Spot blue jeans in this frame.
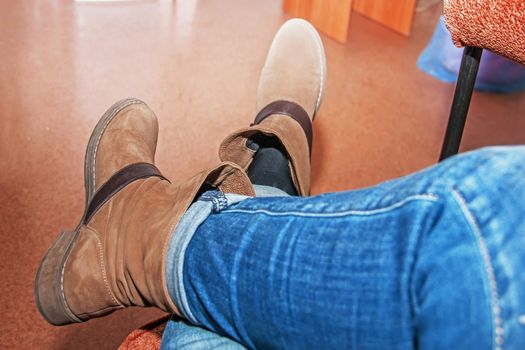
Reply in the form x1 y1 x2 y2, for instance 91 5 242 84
162 146 525 349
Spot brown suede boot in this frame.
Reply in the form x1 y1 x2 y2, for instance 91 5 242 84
219 18 326 195
35 98 254 326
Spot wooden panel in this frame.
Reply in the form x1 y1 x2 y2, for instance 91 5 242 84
283 0 353 43
353 0 417 36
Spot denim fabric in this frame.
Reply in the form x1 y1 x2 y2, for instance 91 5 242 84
165 185 288 321
162 185 287 348
165 190 250 322
160 314 246 350
167 146 525 349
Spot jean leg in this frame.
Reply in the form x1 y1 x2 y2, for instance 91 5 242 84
174 146 525 349
161 315 247 350
415 147 525 350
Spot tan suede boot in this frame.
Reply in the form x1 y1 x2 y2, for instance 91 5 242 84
35 98 254 326
219 18 326 195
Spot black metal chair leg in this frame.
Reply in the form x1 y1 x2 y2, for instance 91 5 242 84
439 46 483 161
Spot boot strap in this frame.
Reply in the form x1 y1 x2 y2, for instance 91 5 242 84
253 100 312 153
83 162 168 224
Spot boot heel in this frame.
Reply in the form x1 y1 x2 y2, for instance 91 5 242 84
35 230 82 326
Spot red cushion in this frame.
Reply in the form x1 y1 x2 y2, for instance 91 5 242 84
444 0 525 65
118 316 169 350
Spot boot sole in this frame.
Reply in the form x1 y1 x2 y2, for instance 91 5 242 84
34 98 146 325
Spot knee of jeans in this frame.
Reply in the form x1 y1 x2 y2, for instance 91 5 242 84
434 146 525 246
452 146 525 187
460 146 525 170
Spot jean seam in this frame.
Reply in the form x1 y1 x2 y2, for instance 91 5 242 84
451 188 504 350
201 190 229 212
222 194 439 218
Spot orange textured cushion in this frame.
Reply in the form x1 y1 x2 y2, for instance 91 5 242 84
444 0 525 65
118 316 169 350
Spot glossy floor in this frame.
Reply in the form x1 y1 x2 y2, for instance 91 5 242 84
1 1 523 349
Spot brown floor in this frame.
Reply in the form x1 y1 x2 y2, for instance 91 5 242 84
1 1 523 349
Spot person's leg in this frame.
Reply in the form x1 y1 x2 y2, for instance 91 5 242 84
220 18 326 198
161 315 245 350
34 96 258 326
166 146 525 349
161 18 325 347
246 136 297 196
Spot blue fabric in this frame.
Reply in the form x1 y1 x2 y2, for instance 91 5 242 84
165 146 525 349
160 315 245 350
166 185 288 323
417 16 525 93
162 185 288 349
165 190 250 323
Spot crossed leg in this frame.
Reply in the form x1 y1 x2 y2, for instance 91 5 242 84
35 19 525 350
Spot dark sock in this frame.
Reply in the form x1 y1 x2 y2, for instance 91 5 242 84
246 135 298 196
